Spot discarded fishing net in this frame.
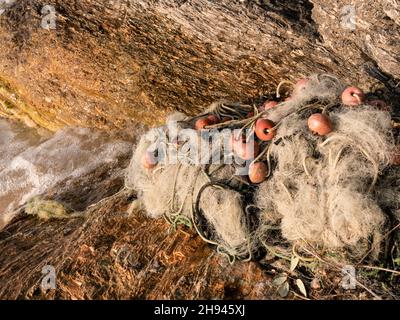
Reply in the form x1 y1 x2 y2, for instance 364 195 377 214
125 74 400 270
125 123 252 261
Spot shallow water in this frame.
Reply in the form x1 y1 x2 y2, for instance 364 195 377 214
0 119 133 229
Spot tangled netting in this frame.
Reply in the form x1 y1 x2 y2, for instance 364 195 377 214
126 74 400 263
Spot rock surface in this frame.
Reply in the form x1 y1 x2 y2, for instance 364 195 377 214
0 0 399 132
0 192 277 299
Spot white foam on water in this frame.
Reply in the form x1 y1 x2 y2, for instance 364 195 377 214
0 121 132 229
0 119 44 172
